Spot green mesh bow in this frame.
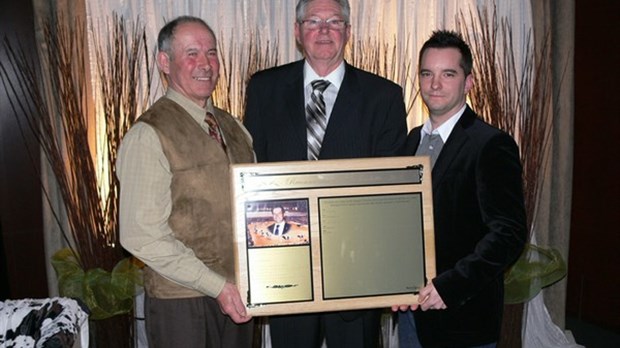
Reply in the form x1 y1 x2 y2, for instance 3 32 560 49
51 248 143 320
504 243 567 304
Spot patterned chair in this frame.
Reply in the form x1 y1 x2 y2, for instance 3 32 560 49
0 297 89 347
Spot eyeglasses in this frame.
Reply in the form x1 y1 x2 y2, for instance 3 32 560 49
299 18 348 30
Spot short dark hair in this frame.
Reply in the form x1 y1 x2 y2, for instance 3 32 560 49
419 30 473 76
272 206 286 214
157 16 216 55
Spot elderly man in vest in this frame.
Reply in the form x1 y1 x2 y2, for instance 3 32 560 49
117 16 255 348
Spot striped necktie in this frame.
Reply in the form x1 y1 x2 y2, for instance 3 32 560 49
306 79 331 160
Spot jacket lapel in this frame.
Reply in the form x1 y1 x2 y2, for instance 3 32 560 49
284 61 309 151
321 63 361 152
431 107 476 190
406 128 423 155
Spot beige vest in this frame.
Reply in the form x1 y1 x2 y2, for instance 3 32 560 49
138 98 254 298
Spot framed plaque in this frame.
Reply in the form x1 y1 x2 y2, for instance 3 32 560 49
231 156 435 315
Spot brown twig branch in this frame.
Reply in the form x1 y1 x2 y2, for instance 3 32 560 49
346 34 418 116
213 30 280 118
457 5 554 232
0 13 152 272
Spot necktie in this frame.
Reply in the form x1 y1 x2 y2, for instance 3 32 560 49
205 112 225 149
416 133 444 168
306 79 331 160
273 225 280 236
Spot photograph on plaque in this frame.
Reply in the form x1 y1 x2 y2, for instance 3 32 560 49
245 199 310 248
231 156 436 315
243 199 314 305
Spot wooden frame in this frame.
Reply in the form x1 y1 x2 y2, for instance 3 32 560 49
230 156 436 316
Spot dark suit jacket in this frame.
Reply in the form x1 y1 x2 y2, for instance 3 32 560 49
244 60 407 162
267 222 291 235
403 106 527 347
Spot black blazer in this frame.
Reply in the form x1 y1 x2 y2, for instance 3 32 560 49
403 106 527 347
244 60 407 162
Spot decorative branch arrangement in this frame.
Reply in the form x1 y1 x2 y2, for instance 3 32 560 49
346 35 419 116
456 5 566 304
91 14 154 258
458 5 553 234
214 31 280 119
1 16 114 270
1 13 152 347
1 13 152 272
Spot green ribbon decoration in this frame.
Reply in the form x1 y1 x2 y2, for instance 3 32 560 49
51 248 143 320
504 243 567 304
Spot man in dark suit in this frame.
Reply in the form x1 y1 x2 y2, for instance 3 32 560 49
244 1 407 346
267 206 292 236
393 30 527 348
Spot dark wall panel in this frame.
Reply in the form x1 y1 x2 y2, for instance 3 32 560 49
567 0 620 333
0 0 49 299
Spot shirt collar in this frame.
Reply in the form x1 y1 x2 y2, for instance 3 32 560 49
303 60 345 90
421 104 467 143
165 88 215 123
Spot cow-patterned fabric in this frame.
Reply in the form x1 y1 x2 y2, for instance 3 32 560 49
0 297 89 347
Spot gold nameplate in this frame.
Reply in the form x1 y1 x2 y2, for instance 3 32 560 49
231 156 436 315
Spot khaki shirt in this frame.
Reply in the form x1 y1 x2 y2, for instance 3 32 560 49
117 89 239 297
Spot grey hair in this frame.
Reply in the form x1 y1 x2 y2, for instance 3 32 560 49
157 16 216 55
295 0 351 23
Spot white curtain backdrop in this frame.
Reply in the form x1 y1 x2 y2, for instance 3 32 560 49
84 0 532 128
72 1 578 347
